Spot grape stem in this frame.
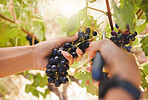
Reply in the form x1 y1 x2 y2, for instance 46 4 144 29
87 6 107 15
0 14 37 40
105 0 114 31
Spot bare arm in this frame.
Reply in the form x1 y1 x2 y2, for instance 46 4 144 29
0 46 35 77
0 34 83 78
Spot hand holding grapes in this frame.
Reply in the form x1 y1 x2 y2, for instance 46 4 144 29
33 33 83 71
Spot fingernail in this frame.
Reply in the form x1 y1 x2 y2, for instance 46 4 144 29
62 51 70 57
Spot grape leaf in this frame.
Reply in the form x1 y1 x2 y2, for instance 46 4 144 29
56 16 68 32
140 35 148 56
65 8 87 36
0 22 25 47
143 64 148 75
139 0 148 22
74 71 98 95
112 0 135 32
0 0 10 5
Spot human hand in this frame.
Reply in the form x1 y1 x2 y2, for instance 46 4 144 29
33 34 83 71
86 39 141 87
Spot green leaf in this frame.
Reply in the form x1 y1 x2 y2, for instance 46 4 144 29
112 0 135 32
83 15 95 27
0 22 25 47
143 64 148 75
140 35 148 56
139 0 148 22
65 8 87 36
86 0 96 3
70 62 81 68
13 0 21 19
135 19 146 33
0 0 10 5
56 16 68 31
25 84 31 93
74 71 98 95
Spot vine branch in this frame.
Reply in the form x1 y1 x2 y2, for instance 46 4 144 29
87 6 107 15
0 14 37 39
105 0 114 31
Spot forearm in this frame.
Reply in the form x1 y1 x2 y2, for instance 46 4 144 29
0 46 36 78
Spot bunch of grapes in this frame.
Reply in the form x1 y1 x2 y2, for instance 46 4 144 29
110 24 137 52
46 28 98 87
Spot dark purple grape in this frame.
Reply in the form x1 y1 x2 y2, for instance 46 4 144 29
52 49 58 56
49 58 55 65
93 31 97 36
71 46 77 52
131 36 135 41
57 50 62 56
134 31 137 36
61 77 68 84
111 31 117 36
84 41 90 48
46 64 51 69
51 65 58 72
118 32 121 34
126 24 129 29
84 34 90 40
61 57 69 64
55 80 61 87
48 77 54 83
70 52 78 58
54 56 60 63
64 43 72 48
58 65 65 73
86 28 91 34
59 61 66 67
78 30 84 37
115 23 119 29
46 69 52 76
65 64 69 70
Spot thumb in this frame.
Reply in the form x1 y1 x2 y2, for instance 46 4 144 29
56 33 79 44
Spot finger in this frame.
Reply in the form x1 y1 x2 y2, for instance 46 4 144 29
61 51 74 65
93 80 100 88
74 48 83 61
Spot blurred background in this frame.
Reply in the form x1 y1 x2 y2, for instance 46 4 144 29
0 0 148 100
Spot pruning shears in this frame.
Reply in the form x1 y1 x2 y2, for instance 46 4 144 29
92 31 106 81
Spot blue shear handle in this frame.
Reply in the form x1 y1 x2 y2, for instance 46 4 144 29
92 52 105 81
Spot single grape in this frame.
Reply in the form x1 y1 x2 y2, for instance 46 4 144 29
55 80 61 87
57 50 62 56
134 31 137 36
46 69 52 76
48 77 54 83
78 30 84 37
64 43 72 48
61 57 69 65
54 56 60 63
93 31 97 36
71 46 77 52
59 61 66 67
49 58 55 65
61 77 68 84
52 48 58 56
84 41 90 48
84 34 90 40
126 24 129 29
46 64 51 69
86 28 91 34
58 65 65 74
115 23 119 29
70 52 78 58
111 31 117 36
51 65 58 72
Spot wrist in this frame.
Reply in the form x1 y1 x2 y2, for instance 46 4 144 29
29 45 37 70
